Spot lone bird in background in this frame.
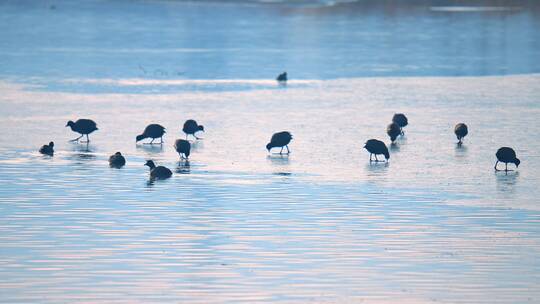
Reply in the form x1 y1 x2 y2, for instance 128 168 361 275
495 147 520 172
39 141 54 156
66 119 98 142
109 152 126 168
454 123 468 145
136 124 166 144
276 72 287 83
387 122 401 143
183 119 204 140
174 139 191 159
266 131 292 154
144 160 172 180
392 113 408 135
364 139 390 162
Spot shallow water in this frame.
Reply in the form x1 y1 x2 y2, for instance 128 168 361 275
1 0 540 303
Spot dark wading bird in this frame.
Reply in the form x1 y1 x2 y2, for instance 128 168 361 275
387 122 401 143
66 119 98 142
454 123 468 145
494 147 520 172
39 141 54 156
109 152 126 168
174 139 191 159
136 124 166 144
144 160 172 180
266 131 292 154
276 72 287 83
364 139 390 162
183 119 204 140
392 113 408 135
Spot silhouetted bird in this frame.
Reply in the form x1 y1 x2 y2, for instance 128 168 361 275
109 152 126 168
454 123 468 145
174 139 191 159
144 160 172 179
266 131 292 154
495 147 520 172
364 139 390 162
392 113 408 135
136 124 166 144
66 119 98 142
387 122 401 143
39 141 54 156
182 119 204 140
276 72 287 83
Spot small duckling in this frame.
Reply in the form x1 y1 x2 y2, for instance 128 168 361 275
144 160 172 179
109 152 126 168
39 141 54 156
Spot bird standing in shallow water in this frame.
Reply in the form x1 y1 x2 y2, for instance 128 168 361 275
39 142 54 156
144 160 172 179
136 124 166 144
182 119 204 140
174 139 191 159
266 131 292 154
276 72 287 83
454 123 468 145
66 119 98 142
392 113 408 135
364 139 390 162
387 122 401 143
109 152 126 168
495 147 520 172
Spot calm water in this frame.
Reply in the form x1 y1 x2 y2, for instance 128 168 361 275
1 0 540 303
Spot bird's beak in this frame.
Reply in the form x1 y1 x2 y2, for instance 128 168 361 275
65 123 68 127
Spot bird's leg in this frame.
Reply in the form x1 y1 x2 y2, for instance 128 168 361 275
86 134 90 142
69 134 83 142
375 155 379 162
195 135 200 140
279 147 284 154
160 137 163 144
400 128 404 136
286 145 290 154
369 153 372 162
505 163 508 172
150 138 155 144
494 161 500 171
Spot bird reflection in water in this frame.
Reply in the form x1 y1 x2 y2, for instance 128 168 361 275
177 160 190 174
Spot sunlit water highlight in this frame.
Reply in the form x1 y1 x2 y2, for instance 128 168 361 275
1 75 540 303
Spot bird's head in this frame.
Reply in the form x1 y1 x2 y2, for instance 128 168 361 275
198 125 205 132
266 143 273 151
65 121 75 127
135 134 145 142
514 158 521 168
49 142 54 147
115 152 122 156
144 160 155 169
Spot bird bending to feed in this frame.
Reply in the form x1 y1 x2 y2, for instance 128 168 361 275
136 124 166 144
109 152 126 168
387 122 401 143
364 139 390 162
174 139 191 159
454 123 468 145
276 72 287 83
266 131 292 154
494 147 520 172
144 160 172 179
66 119 98 142
392 113 408 135
182 119 204 140
39 141 54 156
